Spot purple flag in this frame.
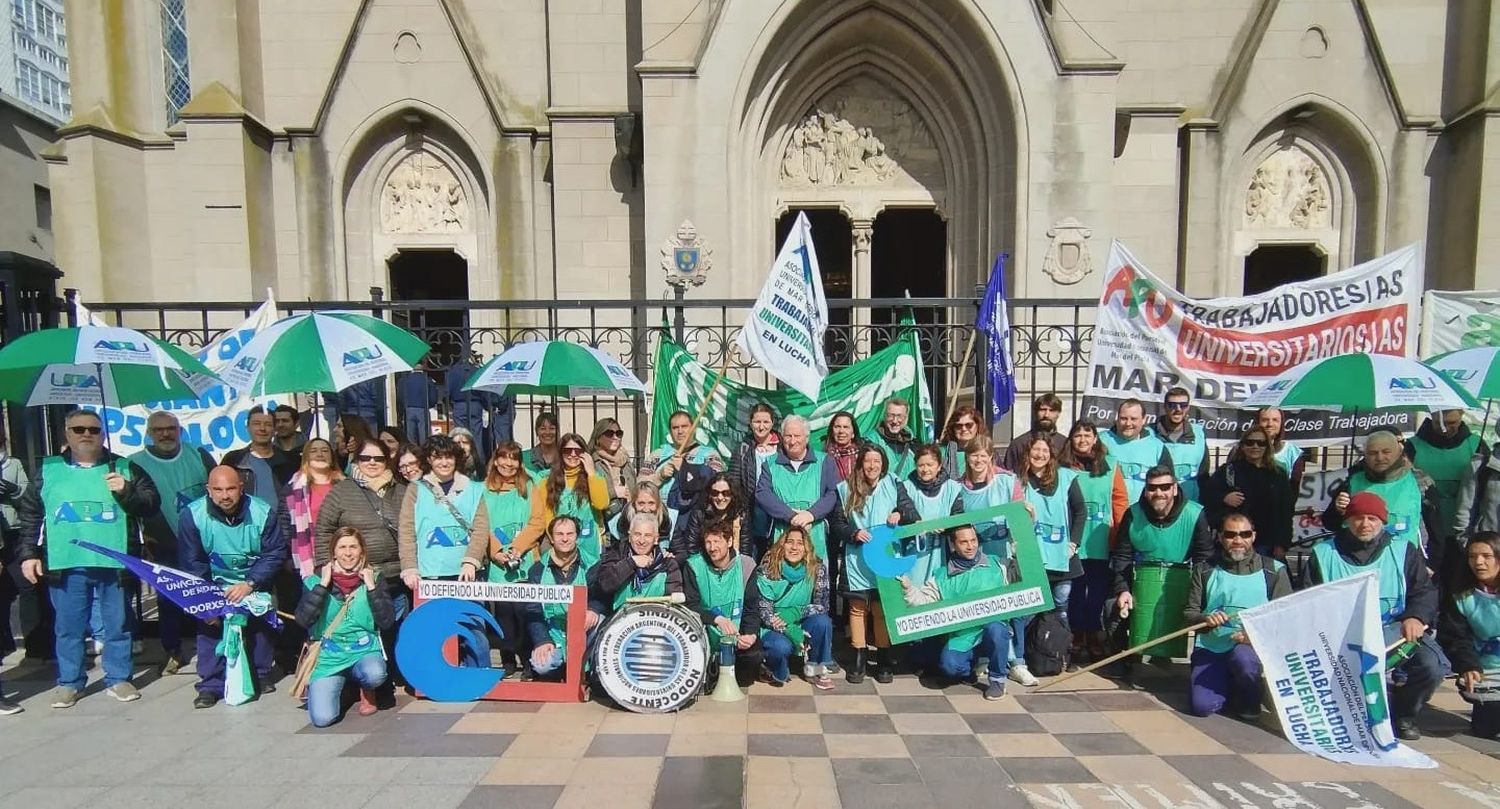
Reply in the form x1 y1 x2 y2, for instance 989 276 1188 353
73 540 282 629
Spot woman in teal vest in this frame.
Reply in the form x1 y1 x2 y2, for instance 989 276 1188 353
1058 421 1128 663
396 435 485 666
1439 532 1500 739
295 526 397 727
1018 435 1086 678
958 439 1032 680
462 440 534 675
902 445 966 588
511 433 610 570
753 526 834 689
1255 407 1306 488
592 513 684 612
521 412 561 481
829 444 919 684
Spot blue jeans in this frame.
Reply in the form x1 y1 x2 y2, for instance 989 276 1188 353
532 625 599 677
1010 580 1072 662
306 654 388 727
935 621 1011 684
51 569 133 690
761 613 833 682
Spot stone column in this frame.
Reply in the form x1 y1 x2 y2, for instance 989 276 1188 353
852 220 873 329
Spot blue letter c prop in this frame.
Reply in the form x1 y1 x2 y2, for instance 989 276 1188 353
862 525 916 578
394 599 505 702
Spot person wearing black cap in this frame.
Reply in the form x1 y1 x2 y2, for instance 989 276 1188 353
1306 490 1442 740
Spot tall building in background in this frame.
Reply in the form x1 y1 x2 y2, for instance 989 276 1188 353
2 0 68 125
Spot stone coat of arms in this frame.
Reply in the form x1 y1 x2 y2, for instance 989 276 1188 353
662 220 712 288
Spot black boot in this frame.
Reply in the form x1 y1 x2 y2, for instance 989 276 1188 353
874 647 896 684
847 648 867 684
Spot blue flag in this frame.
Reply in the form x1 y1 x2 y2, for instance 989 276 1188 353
73 540 281 629
978 255 1016 421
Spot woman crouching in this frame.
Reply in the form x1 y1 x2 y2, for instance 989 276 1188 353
295 526 398 727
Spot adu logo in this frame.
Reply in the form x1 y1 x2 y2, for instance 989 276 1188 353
1389 377 1435 390
50 372 100 388
493 360 535 372
341 346 385 367
93 339 151 353
1263 379 1293 392
1442 369 1477 382
234 355 260 373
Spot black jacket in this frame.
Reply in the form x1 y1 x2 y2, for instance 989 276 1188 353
17 450 161 566
294 575 398 632
223 445 298 497
1202 459 1293 552
524 554 607 647
1301 529 1438 627
1110 491 1215 595
589 548 684 612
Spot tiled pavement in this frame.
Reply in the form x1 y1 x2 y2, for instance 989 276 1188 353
4 654 1500 809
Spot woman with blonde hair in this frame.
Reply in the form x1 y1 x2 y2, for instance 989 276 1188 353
753 526 834 689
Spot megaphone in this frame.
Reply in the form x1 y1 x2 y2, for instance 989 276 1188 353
710 636 745 703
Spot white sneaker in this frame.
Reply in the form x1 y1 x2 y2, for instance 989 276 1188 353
1008 663 1039 687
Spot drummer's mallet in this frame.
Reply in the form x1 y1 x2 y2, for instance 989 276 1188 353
1033 619 1213 692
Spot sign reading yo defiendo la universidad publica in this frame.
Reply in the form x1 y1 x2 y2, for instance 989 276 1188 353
870 502 1053 644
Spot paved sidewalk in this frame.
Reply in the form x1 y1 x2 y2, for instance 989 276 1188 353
2 652 1499 809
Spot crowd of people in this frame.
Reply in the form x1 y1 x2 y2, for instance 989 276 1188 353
0 388 1497 745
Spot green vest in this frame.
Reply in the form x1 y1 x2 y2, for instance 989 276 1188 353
413 478 478 578
765 451 829 559
1160 428 1206 502
757 567 813 646
189 496 271 584
554 486 604 569
932 555 1006 653
652 443 713 525
302 574 381 679
1409 433 1480 537
481 488 532 583
1454 589 1500 672
959 474 1019 562
1026 468 1078 573
1075 469 1116 561
130 447 208 526
866 432 915 479
40 457 134 570
686 553 746 646
1127 500 1202 564
1311 538 1407 626
1101 431 1165 502
1347 470 1423 549
612 567 669 611
1273 443 1302 478
902 478 964 586
1197 562 1279 653
838 475 901 592
521 449 551 482
539 558 593 649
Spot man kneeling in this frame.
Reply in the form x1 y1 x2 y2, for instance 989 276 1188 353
683 519 762 688
901 525 1012 701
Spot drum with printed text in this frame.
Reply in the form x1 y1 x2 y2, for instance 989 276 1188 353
593 602 710 713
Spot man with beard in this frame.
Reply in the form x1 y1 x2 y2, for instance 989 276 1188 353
866 397 919 479
1323 431 1441 567
1003 393 1066 474
1305 491 1441 740
1182 513 1291 719
1406 409 1487 546
1151 387 1208 503
1100 400 1171 502
683 520 762 688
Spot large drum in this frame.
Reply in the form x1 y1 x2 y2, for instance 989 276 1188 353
593 602 711 713
1129 562 1191 659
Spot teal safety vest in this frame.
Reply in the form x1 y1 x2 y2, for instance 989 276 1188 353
1454 589 1500 672
413 478 479 578
866 432 915 479
481 487 532 583
189 495 271 584
1347 470 1423 550
1127 500 1203 564
765 451 830 560
685 553 746 646
1101 431 1166 502
554 483 604 569
1409 433 1480 538
902 478 964 586
756 568 814 646
302 574 382 679
1272 443 1302 477
1026 468 1078 573
1158 426 1206 502
539 558 593 649
1311 538 1407 625
130 447 208 524
958 473 1019 562
1074 469 1116 561
931 554 1006 653
612 567 668 611
40 457 134 570
1197 562 1280 653
837 475 901 592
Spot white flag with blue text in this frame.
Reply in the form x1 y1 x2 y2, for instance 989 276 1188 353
737 212 829 400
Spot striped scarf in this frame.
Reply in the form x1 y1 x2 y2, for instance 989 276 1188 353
286 472 316 576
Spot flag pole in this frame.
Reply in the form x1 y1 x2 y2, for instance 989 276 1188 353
1033 620 1213 692
943 330 980 430
675 349 733 461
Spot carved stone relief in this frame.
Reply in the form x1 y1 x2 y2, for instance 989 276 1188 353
1041 218 1094 285
1243 147 1332 230
380 151 470 234
779 77 939 188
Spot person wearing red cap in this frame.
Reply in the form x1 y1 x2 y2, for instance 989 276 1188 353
1305 489 1441 741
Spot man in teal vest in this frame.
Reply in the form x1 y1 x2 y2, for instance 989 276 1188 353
178 466 287 708
642 409 726 508
900 525 1013 701
526 515 607 679
1150 387 1208 503
754 415 841 560
1182 512 1292 720
1322 431 1440 564
1111 466 1215 612
1100 399 1171 502
866 397 919 480
17 409 160 709
683 520 762 688
1304 491 1442 741
131 411 215 674
1406 410 1487 582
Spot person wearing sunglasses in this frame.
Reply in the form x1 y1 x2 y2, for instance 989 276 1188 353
17 409 162 709
588 418 636 517
939 405 987 481
1100 399 1171 503
1150 388 1208 503
512 432 610 568
1181 512 1292 719
671 472 744 562
1202 428 1292 558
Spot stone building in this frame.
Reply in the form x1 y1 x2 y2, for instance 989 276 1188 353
40 0 1500 315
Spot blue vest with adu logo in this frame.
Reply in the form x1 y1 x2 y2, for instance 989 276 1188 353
1158 425 1206 502
414 478 480 577
1025 468 1078 573
1311 538 1407 626
1100 430 1165 502
188 496 271 584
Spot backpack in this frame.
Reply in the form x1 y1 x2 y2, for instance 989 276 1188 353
1025 609 1073 677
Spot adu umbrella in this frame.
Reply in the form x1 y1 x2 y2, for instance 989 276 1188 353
1243 353 1478 412
218 311 429 396
462 340 646 398
0 324 220 408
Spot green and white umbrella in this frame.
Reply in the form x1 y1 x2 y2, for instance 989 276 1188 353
0 324 220 407
463 340 646 398
1425 346 1500 401
1243 353 1479 412
219 311 430 395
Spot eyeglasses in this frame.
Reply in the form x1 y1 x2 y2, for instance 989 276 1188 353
1165 402 1190 410
1145 483 1175 492
710 488 732 498
562 447 585 457
355 454 386 464
68 426 102 436
398 461 422 470
1221 530 1255 539
955 421 977 430
1241 439 1268 448
601 429 623 439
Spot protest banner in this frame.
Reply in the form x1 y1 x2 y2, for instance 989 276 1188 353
1239 571 1436 768
1081 242 1422 444
871 502 1054 644
736 211 830 400
79 297 288 458
73 540 281 629
1293 468 1347 544
1421 289 1500 441
651 330 935 458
